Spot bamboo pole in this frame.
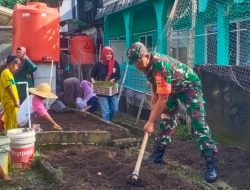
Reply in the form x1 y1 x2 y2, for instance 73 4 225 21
167 0 180 56
186 0 197 131
187 0 197 68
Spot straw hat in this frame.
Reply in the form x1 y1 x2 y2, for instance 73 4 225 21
29 83 57 99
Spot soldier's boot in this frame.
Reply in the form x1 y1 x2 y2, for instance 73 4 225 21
203 149 217 183
144 142 167 164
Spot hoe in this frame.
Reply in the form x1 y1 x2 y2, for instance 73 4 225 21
126 132 149 187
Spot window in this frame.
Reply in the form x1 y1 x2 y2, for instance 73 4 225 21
239 20 250 65
229 23 237 65
139 35 153 52
84 0 93 11
206 25 217 65
60 38 69 50
172 30 188 64
206 20 250 65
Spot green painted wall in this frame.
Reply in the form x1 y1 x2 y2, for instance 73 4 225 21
195 13 205 65
132 7 156 34
108 14 125 38
216 3 229 65
131 6 157 46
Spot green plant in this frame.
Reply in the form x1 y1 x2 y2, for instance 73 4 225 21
31 150 42 168
0 0 16 8
124 143 139 156
55 166 63 180
0 181 8 190
94 81 117 87
9 164 18 174
175 123 194 141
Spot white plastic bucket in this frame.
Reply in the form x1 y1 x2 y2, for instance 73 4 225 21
7 128 36 169
0 136 10 175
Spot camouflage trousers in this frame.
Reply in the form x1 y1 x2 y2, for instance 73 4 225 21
158 86 217 151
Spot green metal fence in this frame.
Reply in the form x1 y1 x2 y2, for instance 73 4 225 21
119 64 150 94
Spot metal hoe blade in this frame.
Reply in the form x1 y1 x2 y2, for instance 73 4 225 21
126 174 145 187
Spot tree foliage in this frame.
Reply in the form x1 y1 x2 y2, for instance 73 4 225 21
0 0 63 9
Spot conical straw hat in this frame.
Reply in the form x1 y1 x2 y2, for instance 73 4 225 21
29 83 57 99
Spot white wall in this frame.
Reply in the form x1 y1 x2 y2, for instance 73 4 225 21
59 0 74 32
60 0 73 21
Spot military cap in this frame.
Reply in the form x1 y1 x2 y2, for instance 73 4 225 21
127 42 147 65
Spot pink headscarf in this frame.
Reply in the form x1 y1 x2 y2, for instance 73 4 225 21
80 80 96 102
101 46 114 80
17 46 29 60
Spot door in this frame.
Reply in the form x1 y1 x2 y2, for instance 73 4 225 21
110 40 126 64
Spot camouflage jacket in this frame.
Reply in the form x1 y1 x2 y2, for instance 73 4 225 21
144 53 201 95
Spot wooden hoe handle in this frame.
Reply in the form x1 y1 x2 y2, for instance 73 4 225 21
132 133 149 178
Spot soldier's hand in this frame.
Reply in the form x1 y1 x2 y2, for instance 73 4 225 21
144 121 154 135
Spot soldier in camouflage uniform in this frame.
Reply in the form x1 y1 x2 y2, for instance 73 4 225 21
127 42 218 183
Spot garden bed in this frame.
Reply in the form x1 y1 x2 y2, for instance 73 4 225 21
37 111 132 140
41 144 203 190
39 139 250 190
1 111 250 190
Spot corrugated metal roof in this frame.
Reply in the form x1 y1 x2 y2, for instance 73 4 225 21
0 27 12 43
0 6 13 44
0 6 13 26
95 0 147 19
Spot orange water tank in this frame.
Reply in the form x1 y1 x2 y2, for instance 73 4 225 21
12 2 60 62
70 35 95 64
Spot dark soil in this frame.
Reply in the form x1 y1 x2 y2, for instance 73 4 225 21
2 112 250 190
41 139 250 190
37 112 132 139
168 140 250 190
37 112 250 190
42 145 203 190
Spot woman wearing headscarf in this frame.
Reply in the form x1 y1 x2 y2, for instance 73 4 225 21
90 46 120 121
61 77 82 107
15 47 37 103
75 80 98 113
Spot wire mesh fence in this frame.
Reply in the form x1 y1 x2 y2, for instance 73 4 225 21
165 0 250 92
121 0 250 93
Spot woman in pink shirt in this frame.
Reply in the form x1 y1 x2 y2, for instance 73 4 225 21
17 83 62 131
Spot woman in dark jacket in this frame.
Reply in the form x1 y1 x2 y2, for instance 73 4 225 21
91 46 120 121
15 47 37 103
